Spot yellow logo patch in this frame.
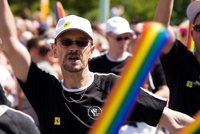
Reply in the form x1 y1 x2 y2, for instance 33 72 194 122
63 22 70 28
54 117 60 125
186 81 193 88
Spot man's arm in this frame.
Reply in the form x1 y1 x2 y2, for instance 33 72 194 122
154 85 169 98
154 0 176 55
159 107 194 134
0 0 31 83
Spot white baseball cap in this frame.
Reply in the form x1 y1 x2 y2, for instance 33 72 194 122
186 1 200 24
54 15 93 40
105 16 133 35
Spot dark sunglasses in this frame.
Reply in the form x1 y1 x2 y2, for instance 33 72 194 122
193 25 200 32
58 39 90 47
109 34 131 41
134 31 141 36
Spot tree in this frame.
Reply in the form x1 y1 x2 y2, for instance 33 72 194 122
9 0 191 25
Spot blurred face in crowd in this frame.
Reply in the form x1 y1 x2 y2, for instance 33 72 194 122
52 30 94 73
191 14 200 54
45 50 59 66
106 32 131 59
35 40 46 61
16 18 26 40
129 22 144 52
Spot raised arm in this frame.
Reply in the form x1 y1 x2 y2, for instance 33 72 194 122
159 107 194 134
154 0 176 55
0 0 31 83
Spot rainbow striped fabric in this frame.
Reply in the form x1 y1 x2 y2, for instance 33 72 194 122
54 1 65 22
186 20 196 51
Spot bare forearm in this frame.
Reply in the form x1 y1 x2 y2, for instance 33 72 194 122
154 85 169 98
154 0 175 55
154 0 174 27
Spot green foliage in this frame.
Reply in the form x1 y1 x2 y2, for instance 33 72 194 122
122 0 158 22
8 0 191 25
172 0 190 24
83 9 100 22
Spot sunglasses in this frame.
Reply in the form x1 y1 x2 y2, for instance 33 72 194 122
193 25 200 32
109 34 131 41
58 39 90 47
134 31 141 36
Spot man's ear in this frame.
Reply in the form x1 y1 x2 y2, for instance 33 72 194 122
89 45 95 60
51 43 58 58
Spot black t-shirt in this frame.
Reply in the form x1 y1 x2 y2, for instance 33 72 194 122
18 62 166 134
89 52 167 92
0 106 40 134
161 40 200 117
89 52 129 75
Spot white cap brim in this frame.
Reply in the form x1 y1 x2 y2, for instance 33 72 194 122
186 1 200 24
56 28 93 40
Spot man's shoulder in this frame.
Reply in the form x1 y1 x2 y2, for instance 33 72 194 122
93 72 119 80
91 72 120 93
89 52 107 62
93 72 119 86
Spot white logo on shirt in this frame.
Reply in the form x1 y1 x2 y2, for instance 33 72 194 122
88 106 102 120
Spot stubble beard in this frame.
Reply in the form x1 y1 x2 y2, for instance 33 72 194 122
63 52 86 72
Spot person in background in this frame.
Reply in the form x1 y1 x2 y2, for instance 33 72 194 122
89 16 133 75
154 3 200 134
0 51 18 108
129 17 144 52
37 44 63 79
27 36 46 62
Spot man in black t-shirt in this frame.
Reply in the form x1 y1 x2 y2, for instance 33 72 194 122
154 0 200 118
89 17 169 97
89 16 133 75
0 0 194 134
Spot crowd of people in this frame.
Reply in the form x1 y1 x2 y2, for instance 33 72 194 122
0 0 199 133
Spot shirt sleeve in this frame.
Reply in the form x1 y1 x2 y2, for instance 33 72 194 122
150 59 167 89
17 61 59 112
127 88 167 127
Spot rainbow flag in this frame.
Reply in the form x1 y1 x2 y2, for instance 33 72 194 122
186 0 196 51
88 22 172 134
54 1 65 22
177 111 200 134
40 0 49 22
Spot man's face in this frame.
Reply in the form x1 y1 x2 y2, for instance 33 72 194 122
192 14 200 53
129 23 144 51
52 30 94 72
107 32 130 57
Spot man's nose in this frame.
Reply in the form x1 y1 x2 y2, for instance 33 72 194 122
69 42 79 52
